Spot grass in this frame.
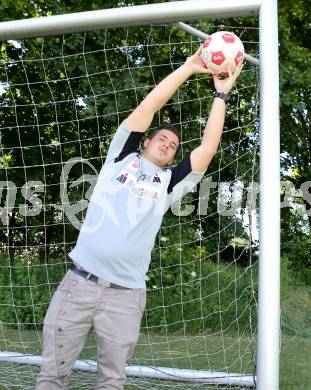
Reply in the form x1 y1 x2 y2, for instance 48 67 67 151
0 286 310 389
0 331 255 389
279 286 311 390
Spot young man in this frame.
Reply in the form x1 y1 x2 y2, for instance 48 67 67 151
36 47 243 390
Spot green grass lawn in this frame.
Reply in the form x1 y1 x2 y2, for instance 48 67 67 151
0 330 255 389
279 286 311 390
0 332 310 389
0 286 310 389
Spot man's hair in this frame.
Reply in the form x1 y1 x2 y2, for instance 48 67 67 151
148 124 181 145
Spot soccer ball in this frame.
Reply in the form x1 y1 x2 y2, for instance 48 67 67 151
200 31 244 76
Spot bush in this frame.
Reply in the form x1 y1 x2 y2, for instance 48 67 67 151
145 244 258 334
0 253 66 330
282 238 311 286
1 243 259 334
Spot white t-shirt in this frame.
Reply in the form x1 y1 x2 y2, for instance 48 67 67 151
69 122 205 288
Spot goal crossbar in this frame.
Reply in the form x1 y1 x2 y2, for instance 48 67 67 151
0 0 262 40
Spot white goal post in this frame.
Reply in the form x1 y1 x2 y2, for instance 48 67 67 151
0 1 280 389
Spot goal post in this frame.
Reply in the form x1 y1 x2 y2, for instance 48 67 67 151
0 1 280 389
257 1 280 390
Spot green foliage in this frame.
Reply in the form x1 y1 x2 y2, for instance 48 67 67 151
146 230 258 334
282 238 311 286
280 256 294 297
0 15 260 264
278 0 311 233
0 253 66 329
281 286 311 339
0 250 257 333
0 0 310 335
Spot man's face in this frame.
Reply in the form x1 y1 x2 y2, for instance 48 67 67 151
142 129 180 167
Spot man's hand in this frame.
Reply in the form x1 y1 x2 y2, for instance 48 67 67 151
212 60 244 94
189 58 244 173
184 46 216 75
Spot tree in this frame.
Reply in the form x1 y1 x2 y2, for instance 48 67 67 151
0 0 309 282
278 0 311 283
279 0 311 226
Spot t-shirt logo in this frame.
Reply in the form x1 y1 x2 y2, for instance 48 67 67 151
152 173 162 183
116 171 128 184
115 163 164 201
129 160 139 171
131 182 161 200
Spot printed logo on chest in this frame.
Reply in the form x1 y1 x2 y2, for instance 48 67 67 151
115 160 164 200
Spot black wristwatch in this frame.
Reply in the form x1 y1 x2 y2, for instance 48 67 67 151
214 91 230 102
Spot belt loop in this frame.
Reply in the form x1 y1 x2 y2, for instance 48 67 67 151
86 272 92 280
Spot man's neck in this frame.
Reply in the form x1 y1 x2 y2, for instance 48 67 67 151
140 151 164 168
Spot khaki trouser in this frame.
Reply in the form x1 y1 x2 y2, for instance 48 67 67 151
36 270 146 390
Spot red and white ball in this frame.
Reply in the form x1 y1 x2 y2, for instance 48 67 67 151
200 31 244 76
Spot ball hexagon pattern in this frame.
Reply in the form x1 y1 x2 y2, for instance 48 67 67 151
200 31 245 76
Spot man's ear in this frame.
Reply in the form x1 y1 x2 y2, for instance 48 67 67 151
143 138 150 148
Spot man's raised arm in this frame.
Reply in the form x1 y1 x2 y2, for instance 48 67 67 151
124 47 213 133
190 61 244 173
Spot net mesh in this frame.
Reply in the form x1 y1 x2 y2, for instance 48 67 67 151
0 23 259 389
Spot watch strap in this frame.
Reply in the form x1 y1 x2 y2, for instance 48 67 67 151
214 91 230 101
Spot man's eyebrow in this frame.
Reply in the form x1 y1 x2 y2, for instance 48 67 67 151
159 134 177 147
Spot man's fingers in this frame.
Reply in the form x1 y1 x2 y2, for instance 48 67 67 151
204 68 216 75
200 69 216 75
194 45 203 56
234 60 244 78
199 56 207 68
206 68 216 75
227 64 234 78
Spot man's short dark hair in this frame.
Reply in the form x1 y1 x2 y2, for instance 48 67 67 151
148 124 181 145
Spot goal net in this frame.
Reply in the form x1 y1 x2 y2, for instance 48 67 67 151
0 17 260 390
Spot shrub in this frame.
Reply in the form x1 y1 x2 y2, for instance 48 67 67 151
146 244 258 334
282 238 311 286
0 253 66 330
0 246 259 334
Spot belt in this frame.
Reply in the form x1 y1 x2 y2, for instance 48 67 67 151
70 265 130 289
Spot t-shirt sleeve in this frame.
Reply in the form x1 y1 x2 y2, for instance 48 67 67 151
104 121 144 165
167 154 206 203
